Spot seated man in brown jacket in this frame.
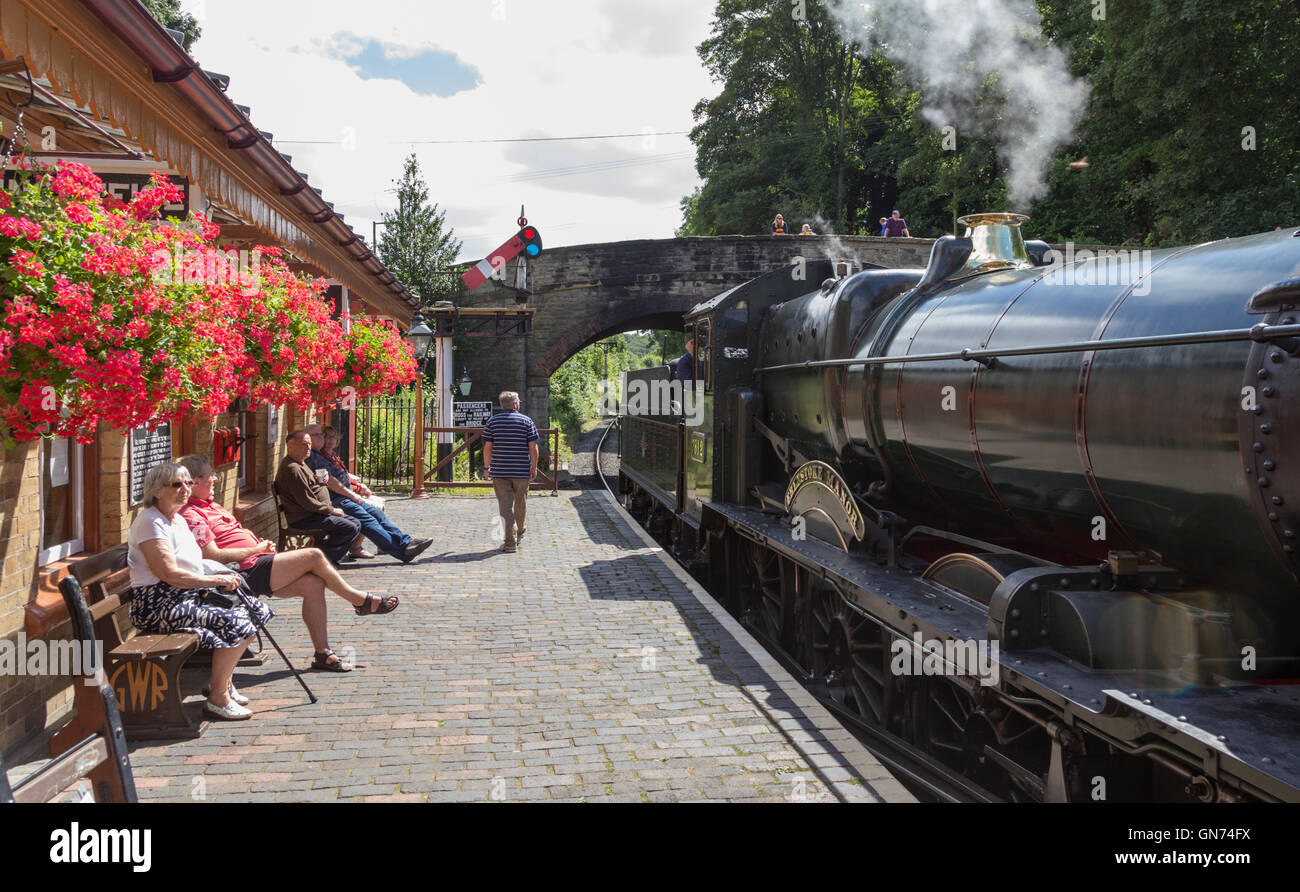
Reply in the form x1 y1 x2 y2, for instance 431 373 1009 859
275 429 362 566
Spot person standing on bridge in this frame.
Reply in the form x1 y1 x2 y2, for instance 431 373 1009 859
884 210 910 237
771 214 789 235
483 391 540 554
800 223 815 235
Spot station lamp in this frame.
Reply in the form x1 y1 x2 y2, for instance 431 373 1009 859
406 309 433 361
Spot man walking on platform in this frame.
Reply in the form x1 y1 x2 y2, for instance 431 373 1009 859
482 391 539 554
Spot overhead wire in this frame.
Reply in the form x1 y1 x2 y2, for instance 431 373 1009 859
277 130 692 145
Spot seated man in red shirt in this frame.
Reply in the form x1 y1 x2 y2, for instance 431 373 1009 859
177 454 398 672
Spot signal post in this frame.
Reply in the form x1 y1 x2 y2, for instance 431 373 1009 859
409 214 543 494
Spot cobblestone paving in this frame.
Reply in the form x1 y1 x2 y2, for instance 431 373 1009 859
100 492 912 803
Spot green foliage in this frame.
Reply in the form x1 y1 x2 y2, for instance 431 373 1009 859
1031 0 1300 245
684 0 1300 247
683 0 881 236
378 154 463 305
140 0 201 51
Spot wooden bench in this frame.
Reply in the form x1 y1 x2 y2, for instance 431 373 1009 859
55 545 202 740
1 551 138 803
272 481 325 552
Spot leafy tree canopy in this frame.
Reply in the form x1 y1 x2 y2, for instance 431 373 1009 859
684 0 1300 246
140 0 201 52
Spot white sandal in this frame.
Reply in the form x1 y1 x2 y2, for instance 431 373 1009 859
202 683 250 705
203 698 252 721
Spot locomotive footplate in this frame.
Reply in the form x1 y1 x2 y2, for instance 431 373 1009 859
702 501 1300 801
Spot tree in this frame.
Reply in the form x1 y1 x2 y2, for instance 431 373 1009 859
140 0 201 52
684 0 1300 246
377 154 463 306
683 0 881 236
1033 0 1300 246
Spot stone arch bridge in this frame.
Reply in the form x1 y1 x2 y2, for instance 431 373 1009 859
452 234 934 432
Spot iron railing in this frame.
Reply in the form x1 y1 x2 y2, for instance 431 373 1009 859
350 390 558 494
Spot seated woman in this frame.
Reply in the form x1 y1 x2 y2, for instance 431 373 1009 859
126 461 274 721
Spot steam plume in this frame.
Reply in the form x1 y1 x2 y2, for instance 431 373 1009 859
830 0 1090 207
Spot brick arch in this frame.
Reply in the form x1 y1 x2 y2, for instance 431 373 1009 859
534 305 693 379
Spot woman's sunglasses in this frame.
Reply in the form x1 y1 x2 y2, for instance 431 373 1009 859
169 480 192 489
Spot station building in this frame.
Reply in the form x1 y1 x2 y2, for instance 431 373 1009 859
0 0 417 756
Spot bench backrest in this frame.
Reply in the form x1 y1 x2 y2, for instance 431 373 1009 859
271 481 308 535
0 545 140 803
64 544 132 651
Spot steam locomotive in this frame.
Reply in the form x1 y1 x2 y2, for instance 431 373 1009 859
618 214 1300 802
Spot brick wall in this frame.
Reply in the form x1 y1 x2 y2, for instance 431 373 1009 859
1 403 296 761
0 440 61 756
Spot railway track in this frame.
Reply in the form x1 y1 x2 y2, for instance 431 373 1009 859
587 418 992 802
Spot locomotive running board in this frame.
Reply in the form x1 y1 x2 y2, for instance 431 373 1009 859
703 500 1300 801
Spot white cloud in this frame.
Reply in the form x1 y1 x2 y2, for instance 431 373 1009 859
180 0 716 261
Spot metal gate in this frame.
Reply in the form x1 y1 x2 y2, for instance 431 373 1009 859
344 389 559 494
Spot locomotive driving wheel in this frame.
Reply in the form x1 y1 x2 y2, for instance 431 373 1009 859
736 539 789 646
905 677 1005 793
809 579 886 726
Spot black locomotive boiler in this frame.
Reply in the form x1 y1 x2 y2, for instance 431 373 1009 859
618 213 1300 801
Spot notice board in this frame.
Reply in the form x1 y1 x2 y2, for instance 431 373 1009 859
130 422 173 505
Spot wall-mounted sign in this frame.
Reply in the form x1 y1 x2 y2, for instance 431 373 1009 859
453 402 493 427
102 173 189 218
4 170 190 218
129 422 173 505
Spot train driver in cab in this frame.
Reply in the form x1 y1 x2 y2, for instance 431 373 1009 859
675 336 695 382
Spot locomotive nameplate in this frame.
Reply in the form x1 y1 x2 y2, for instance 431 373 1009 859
689 432 707 463
784 461 867 543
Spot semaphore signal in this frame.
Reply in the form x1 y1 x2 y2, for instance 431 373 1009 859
461 214 543 291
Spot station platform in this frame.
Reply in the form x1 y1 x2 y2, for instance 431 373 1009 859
9 491 912 803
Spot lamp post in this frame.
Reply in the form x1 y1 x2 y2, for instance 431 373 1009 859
431 301 458 483
458 369 474 476
405 309 434 499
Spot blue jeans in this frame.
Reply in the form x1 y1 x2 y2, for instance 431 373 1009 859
338 499 412 557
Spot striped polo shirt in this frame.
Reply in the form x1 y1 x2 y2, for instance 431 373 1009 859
482 409 539 479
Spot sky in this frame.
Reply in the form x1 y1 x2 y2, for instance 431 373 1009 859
180 0 717 262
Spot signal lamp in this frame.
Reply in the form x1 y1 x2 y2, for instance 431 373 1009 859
519 225 542 257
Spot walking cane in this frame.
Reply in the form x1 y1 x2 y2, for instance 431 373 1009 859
233 581 318 704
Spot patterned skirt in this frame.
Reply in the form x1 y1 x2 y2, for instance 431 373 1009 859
128 582 274 650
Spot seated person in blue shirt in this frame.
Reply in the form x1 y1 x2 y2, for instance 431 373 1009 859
304 423 433 564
